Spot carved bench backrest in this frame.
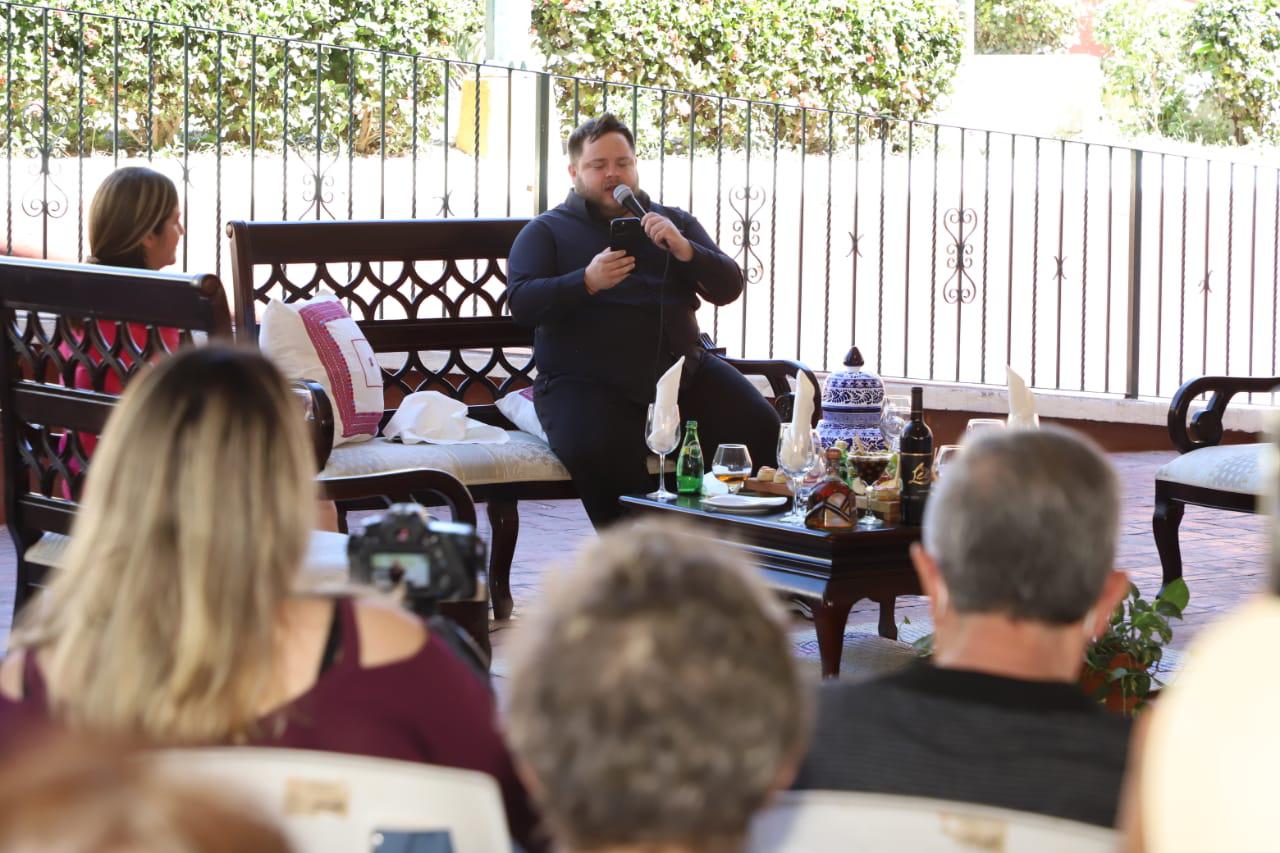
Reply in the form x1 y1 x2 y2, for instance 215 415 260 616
0 258 232 542
227 219 534 421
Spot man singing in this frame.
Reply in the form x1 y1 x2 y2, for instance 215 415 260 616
507 114 780 527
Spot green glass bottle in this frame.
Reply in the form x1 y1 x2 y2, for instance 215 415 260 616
675 420 705 495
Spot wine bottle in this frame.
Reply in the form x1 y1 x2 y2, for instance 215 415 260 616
675 421 705 495
899 386 933 525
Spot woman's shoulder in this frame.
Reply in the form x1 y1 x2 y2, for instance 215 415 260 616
349 597 429 669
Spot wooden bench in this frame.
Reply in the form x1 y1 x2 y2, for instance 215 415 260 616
0 258 233 614
1154 374 1278 588
0 259 485 641
227 217 819 620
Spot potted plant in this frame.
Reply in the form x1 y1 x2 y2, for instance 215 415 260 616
1081 579 1190 715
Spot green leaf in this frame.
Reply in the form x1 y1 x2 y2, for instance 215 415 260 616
1157 578 1191 612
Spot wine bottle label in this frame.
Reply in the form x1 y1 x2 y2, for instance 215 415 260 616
899 453 933 491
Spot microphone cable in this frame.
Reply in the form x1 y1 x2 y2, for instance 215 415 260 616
653 245 672 385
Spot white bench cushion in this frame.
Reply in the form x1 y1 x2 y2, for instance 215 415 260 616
319 429 572 485
1155 442 1270 497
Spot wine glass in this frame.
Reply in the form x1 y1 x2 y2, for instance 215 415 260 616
933 444 962 481
796 450 827 506
879 395 911 452
711 444 753 494
777 425 819 524
966 418 1006 438
646 403 681 501
849 451 893 529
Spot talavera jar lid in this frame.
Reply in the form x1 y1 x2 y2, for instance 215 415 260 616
817 346 886 450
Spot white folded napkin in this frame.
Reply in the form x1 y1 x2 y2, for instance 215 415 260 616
1007 365 1041 430
648 356 685 449
383 391 509 445
780 371 817 468
792 370 816 433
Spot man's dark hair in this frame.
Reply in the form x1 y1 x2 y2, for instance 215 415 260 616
568 114 635 162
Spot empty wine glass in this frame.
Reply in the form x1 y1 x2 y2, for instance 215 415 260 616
879 394 911 452
777 425 819 524
933 444 962 481
646 403 681 501
966 418 1006 438
711 444 753 494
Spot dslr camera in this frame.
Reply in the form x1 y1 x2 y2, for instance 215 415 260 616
347 504 490 672
347 503 485 615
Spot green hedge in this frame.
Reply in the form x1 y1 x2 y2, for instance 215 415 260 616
530 0 964 151
3 0 484 155
1098 0 1280 145
975 0 1081 54
1183 0 1280 145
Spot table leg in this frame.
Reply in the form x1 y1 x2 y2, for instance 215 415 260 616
814 596 856 679
877 597 898 641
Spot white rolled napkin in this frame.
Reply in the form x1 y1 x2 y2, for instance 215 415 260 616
383 390 509 445
1006 365 1041 430
792 370 816 433
780 371 817 469
648 356 685 449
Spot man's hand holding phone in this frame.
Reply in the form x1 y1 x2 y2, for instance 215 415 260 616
584 248 636 294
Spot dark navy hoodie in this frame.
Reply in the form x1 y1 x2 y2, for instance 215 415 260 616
507 189 743 402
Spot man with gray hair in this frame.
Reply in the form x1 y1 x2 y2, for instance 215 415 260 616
795 427 1133 827
505 518 810 853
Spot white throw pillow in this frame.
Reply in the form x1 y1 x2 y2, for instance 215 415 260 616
260 293 382 447
495 386 547 441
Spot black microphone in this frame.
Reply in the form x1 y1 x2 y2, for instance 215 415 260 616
612 184 647 219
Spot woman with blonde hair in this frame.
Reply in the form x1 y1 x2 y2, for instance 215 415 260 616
0 346 541 849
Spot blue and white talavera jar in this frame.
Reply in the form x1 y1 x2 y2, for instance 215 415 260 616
817 346 887 452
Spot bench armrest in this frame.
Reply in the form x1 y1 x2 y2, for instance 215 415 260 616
700 334 822 425
320 469 477 528
1167 374 1280 453
290 379 335 471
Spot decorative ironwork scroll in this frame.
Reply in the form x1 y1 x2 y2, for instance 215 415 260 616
942 206 977 305
729 184 764 284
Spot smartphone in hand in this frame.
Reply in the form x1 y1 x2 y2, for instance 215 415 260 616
609 216 646 257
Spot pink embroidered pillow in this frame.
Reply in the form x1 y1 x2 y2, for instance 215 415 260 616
495 386 547 441
259 294 382 447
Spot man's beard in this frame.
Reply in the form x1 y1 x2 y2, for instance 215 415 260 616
573 177 627 216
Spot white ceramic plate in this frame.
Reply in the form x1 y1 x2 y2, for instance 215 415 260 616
701 494 788 514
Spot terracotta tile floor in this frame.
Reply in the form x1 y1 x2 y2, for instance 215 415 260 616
0 450 1270 655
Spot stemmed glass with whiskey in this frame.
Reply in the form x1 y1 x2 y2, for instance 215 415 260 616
711 444 753 494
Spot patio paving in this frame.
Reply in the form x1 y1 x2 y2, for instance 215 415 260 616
0 450 1270 657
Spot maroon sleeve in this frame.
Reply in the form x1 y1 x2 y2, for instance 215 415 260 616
406 634 548 852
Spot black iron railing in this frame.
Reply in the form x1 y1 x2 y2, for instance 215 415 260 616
4 1 1279 401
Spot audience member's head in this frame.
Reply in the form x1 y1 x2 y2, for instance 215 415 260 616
0 731 292 852
505 518 809 853
14 345 316 743
88 166 182 269
917 427 1129 678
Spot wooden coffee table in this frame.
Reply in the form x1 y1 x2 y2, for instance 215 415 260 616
620 494 923 677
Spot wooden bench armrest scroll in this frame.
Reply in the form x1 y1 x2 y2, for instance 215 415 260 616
1167 375 1280 454
320 470 477 528
290 379 335 471
699 334 822 425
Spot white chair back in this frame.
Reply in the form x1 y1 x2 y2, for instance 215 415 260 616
748 790 1116 853
150 747 513 853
